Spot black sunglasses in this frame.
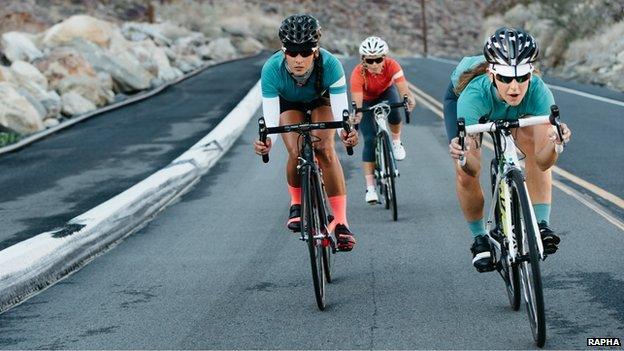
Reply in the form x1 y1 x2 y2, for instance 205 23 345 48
495 73 531 84
364 57 384 64
283 48 316 58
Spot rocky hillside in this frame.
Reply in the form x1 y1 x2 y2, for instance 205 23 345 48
482 0 624 91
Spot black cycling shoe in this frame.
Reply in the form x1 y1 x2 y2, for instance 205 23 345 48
286 204 301 232
471 235 495 272
538 221 560 255
335 224 356 252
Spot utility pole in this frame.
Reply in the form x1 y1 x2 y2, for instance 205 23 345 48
420 0 428 58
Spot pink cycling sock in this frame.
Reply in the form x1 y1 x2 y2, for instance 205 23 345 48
365 174 375 187
288 185 301 205
328 195 348 232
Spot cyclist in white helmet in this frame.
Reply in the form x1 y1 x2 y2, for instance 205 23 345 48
350 36 416 204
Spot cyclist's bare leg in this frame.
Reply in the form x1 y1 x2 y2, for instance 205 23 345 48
515 126 552 204
310 105 346 197
389 122 402 135
311 106 354 245
280 111 305 188
363 162 375 176
455 145 485 222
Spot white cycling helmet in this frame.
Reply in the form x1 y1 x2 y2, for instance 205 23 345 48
359 36 389 57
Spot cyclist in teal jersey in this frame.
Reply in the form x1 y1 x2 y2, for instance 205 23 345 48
253 14 359 251
444 28 572 271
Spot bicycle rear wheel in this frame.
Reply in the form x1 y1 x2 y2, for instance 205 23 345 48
302 168 326 311
509 169 546 346
490 159 520 311
382 132 398 221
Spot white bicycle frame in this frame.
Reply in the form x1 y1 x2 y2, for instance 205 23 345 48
368 102 399 178
461 115 564 261
369 102 393 134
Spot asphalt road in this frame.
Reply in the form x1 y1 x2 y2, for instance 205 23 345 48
0 56 622 349
0 53 266 251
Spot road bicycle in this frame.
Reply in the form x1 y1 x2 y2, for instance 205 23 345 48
258 109 353 310
352 95 410 221
457 105 565 347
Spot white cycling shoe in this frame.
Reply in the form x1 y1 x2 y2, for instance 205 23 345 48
392 140 406 161
365 186 379 204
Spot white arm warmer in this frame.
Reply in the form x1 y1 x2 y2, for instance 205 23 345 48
262 96 281 128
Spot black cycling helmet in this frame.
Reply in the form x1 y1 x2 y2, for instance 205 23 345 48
278 14 321 50
483 27 539 66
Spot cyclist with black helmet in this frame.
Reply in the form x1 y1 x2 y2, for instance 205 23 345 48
253 14 359 251
350 36 416 204
444 27 572 271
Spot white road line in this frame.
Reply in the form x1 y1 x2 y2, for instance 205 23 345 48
425 56 624 107
410 84 624 231
547 84 624 107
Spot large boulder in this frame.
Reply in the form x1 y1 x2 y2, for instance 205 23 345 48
231 36 264 55
0 66 15 83
61 91 96 116
1 31 43 63
9 60 63 118
62 38 152 93
0 82 44 134
16 87 46 120
10 60 47 91
34 47 97 89
122 21 194 47
42 15 123 49
128 40 182 83
204 38 237 61
56 75 114 107
172 54 203 73
122 22 173 46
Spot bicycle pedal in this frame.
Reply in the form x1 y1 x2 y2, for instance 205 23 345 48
476 264 496 273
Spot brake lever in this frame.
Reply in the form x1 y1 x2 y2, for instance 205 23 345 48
403 94 411 124
457 118 466 166
549 105 565 154
258 117 269 163
342 109 354 155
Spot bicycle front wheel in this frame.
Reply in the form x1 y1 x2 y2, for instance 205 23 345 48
302 169 326 311
491 159 520 311
381 132 398 220
509 169 545 347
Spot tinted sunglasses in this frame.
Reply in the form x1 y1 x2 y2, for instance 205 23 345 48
495 72 531 84
283 47 317 58
364 57 384 64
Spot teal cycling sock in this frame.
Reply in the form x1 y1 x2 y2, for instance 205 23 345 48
533 203 551 225
468 219 487 238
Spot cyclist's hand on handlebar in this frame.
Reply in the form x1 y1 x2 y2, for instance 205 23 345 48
407 96 416 112
253 136 272 155
350 112 363 125
449 137 465 160
341 129 358 147
449 136 478 160
549 122 571 145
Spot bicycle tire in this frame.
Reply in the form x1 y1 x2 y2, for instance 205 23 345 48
490 159 520 311
382 132 398 221
302 168 326 311
509 169 546 346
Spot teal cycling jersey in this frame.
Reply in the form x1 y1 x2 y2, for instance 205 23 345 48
454 56 555 126
261 48 347 102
